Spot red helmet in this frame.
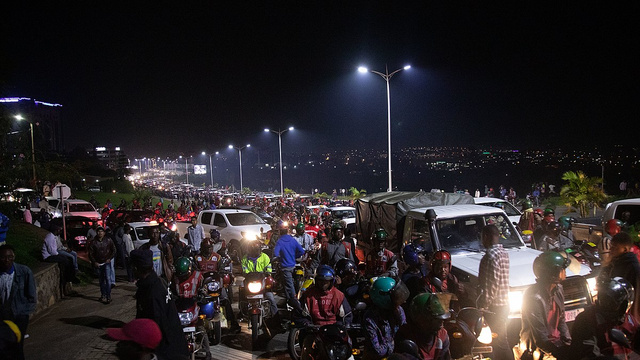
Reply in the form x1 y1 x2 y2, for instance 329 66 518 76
533 208 544 217
606 219 622 236
431 250 452 267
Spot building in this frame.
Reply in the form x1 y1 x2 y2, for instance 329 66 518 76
1 97 64 153
90 146 128 173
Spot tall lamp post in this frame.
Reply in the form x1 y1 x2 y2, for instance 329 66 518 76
229 144 250 191
201 151 220 187
358 64 411 192
264 127 294 195
14 115 36 183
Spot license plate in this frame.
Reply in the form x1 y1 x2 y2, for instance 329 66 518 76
565 308 583 322
246 294 263 300
183 326 196 333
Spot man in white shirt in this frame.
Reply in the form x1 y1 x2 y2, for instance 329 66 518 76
186 216 205 253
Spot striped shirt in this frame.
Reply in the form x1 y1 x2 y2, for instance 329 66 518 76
478 244 509 307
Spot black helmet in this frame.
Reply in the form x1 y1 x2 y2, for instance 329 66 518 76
373 228 388 242
533 251 570 280
546 221 561 233
334 258 358 279
597 277 635 320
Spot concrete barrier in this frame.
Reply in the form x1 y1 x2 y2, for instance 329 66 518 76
31 262 62 316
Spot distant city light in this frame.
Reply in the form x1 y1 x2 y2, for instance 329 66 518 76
95 147 106 151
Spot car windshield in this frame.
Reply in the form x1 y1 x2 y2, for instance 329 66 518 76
332 210 355 219
226 213 265 226
135 226 156 240
48 199 59 207
413 214 523 254
69 203 96 212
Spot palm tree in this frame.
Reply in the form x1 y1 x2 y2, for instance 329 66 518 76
560 171 608 217
349 187 367 200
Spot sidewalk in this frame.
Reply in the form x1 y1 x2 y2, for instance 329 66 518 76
24 268 137 360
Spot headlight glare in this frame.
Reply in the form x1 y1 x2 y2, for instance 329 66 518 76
247 281 263 294
508 290 524 315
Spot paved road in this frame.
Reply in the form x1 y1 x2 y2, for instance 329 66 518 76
24 262 291 360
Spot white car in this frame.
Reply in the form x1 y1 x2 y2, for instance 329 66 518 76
473 197 522 225
176 209 272 260
63 200 102 221
327 206 356 226
129 221 188 249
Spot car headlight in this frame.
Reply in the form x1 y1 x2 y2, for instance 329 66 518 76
508 290 524 315
178 311 194 325
247 281 263 294
242 231 259 241
586 276 598 300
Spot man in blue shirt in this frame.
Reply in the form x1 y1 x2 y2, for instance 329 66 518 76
273 222 305 313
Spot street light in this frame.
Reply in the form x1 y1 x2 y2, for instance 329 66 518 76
14 115 36 184
229 144 250 191
264 126 294 195
358 64 411 192
201 151 220 187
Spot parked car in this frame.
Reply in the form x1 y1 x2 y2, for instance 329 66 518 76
63 200 102 221
50 216 98 251
88 186 101 192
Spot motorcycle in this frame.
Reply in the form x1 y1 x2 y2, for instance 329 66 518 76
566 240 601 272
240 271 276 343
445 307 493 359
176 297 211 360
288 302 367 360
198 272 224 346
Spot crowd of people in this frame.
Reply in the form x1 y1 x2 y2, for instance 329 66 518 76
4 183 640 360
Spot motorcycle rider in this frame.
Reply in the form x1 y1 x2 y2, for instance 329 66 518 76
208 229 226 256
365 228 399 278
293 222 315 253
537 221 572 251
305 214 321 240
335 258 367 307
517 251 572 360
423 250 466 307
195 238 241 333
311 223 355 271
571 276 639 359
363 277 408 359
533 208 555 247
395 292 451 360
172 257 211 360
298 265 352 326
240 241 278 319
518 200 536 232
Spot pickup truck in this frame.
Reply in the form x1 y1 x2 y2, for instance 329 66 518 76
572 198 640 258
176 209 272 261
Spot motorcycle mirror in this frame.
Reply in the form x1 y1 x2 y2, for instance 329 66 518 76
354 302 367 311
609 328 631 349
397 339 420 359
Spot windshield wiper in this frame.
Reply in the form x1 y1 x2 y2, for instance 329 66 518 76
457 247 480 252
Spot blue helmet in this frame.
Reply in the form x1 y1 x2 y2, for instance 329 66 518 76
209 229 221 242
402 244 424 267
315 265 336 282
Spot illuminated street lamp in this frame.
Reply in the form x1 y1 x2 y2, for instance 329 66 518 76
358 64 411 192
229 144 250 191
14 115 36 183
264 126 294 195
201 151 220 187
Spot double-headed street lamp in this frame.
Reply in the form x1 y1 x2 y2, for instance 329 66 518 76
14 115 36 183
201 151 220 187
264 127 294 195
228 144 250 191
358 64 411 192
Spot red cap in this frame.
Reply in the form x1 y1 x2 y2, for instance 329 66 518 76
106 319 162 350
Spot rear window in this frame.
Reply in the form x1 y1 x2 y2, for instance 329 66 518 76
331 210 355 219
69 203 96 212
135 226 156 240
226 212 265 226
614 205 640 229
201 212 213 225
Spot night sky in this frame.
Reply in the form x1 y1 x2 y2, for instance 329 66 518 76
2 2 638 157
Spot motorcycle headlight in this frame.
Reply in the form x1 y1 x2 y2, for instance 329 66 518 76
586 276 598 300
478 324 493 345
179 311 194 325
508 290 524 316
206 280 221 293
242 231 259 241
247 281 263 294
